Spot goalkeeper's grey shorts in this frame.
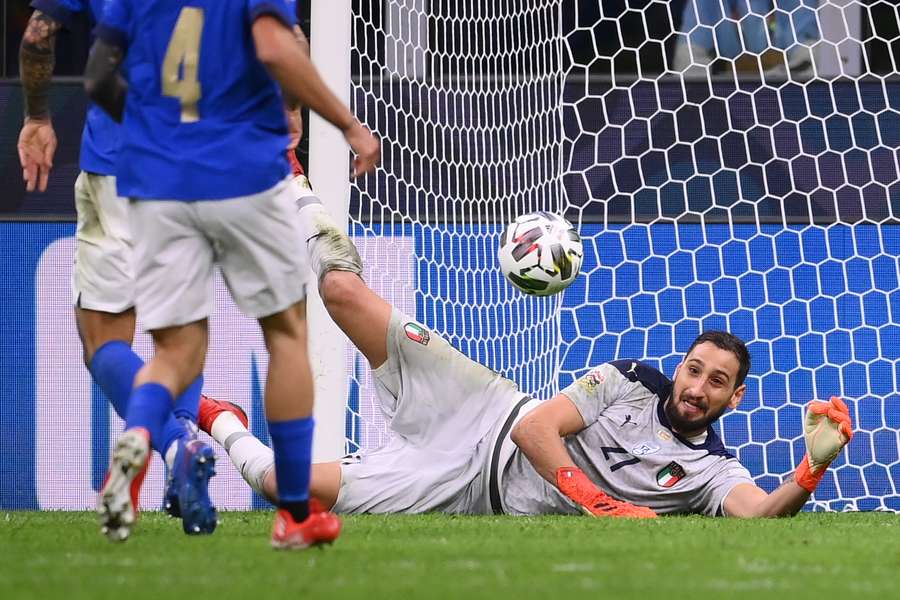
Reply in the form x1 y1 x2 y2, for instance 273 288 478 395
332 308 528 514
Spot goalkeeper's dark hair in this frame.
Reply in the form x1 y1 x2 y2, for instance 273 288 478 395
686 331 751 390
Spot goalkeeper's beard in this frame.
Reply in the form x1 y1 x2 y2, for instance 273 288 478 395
664 392 730 436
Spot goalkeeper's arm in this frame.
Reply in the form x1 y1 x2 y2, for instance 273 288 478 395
724 396 853 517
511 394 655 518
510 394 584 483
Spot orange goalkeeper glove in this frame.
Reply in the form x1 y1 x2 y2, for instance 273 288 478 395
556 467 656 519
794 396 854 493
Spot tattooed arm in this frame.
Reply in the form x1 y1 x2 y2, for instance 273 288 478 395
17 10 62 192
20 10 60 119
84 39 128 122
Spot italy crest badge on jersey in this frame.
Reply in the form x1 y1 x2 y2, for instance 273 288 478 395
656 461 685 488
404 323 430 345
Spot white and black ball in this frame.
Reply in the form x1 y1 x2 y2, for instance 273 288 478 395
498 212 583 296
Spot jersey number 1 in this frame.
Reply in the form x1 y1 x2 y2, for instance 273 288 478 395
162 7 204 123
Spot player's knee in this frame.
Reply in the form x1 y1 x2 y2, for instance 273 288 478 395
320 271 365 312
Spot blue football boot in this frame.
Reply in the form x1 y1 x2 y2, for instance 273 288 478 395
163 418 199 519
172 438 218 534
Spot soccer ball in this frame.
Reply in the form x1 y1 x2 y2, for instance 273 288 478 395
498 212 583 296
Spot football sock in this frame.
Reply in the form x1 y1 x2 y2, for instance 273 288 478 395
91 340 186 459
91 342 200 464
89 340 142 421
296 198 363 282
158 375 204 467
126 383 174 450
208 409 275 498
268 417 314 522
173 375 203 422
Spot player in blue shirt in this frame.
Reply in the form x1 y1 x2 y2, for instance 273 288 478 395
17 0 217 537
85 0 379 548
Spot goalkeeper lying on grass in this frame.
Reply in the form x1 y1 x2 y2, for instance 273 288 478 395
198 177 853 519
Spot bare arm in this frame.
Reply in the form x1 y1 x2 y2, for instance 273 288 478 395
282 25 310 111
253 17 354 131
17 10 62 192
252 15 379 176
283 25 309 150
510 393 585 483
83 39 128 122
723 477 810 518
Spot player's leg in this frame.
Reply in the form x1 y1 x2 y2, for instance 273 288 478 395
209 179 340 548
320 272 391 368
97 199 218 541
74 173 205 523
73 172 141 422
198 392 342 508
258 300 343 547
294 180 390 368
258 300 315 510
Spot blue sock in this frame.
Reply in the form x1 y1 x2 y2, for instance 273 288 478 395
173 375 202 422
158 376 203 460
268 417 314 520
89 340 142 421
126 383 174 449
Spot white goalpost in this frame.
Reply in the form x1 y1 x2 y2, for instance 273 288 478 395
307 0 354 462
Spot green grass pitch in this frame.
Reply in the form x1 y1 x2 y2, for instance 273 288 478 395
1 511 897 599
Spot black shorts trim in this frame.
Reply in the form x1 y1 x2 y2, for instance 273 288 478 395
488 395 531 515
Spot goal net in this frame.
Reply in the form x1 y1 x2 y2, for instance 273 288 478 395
342 0 899 511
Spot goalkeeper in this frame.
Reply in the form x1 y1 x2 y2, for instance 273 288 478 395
199 182 852 518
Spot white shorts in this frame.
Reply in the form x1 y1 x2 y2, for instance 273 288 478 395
129 177 309 330
333 308 529 514
72 172 135 313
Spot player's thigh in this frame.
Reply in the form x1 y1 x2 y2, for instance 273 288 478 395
374 309 521 447
320 271 391 369
333 440 483 514
129 200 215 331
72 172 135 314
200 179 308 320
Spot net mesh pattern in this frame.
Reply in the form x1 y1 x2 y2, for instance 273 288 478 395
347 0 900 511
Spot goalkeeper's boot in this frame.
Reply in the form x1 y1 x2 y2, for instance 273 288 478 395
173 438 218 535
97 428 151 542
197 394 249 435
271 508 342 550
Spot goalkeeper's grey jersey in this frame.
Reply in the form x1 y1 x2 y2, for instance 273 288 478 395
499 360 753 516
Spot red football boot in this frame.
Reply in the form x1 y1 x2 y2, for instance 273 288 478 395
96 427 151 542
271 508 342 550
197 394 249 435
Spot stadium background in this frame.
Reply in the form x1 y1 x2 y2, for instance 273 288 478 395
1 0 899 512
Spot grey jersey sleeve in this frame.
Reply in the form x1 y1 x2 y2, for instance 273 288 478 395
694 458 755 516
559 363 629 426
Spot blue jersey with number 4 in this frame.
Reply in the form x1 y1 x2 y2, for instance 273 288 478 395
96 0 294 200
31 0 119 175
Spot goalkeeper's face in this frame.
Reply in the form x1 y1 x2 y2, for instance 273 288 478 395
668 342 746 436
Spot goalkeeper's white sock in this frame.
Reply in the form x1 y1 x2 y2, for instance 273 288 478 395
209 412 274 499
295 194 363 283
